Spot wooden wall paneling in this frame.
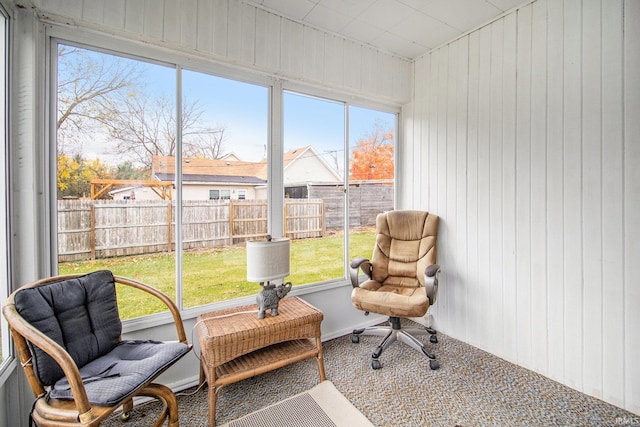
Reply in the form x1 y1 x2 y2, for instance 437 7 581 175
48 0 82 19
196 0 213 53
303 26 324 83
545 0 566 384
515 4 533 369
280 19 303 78
81 0 103 24
180 0 198 50
530 0 549 375
455 36 469 341
360 47 379 98
343 40 362 92
163 0 181 45
124 0 145 35
102 0 125 30
143 0 164 40
240 3 256 65
601 0 624 407
465 31 480 347
399 100 414 209
393 57 411 106
489 18 505 357
581 0 604 398
427 49 439 213
562 0 584 391
476 25 492 350
322 34 344 90
443 40 458 330
411 57 426 209
501 12 518 362
623 0 640 415
254 9 280 72
211 0 229 58
226 0 255 64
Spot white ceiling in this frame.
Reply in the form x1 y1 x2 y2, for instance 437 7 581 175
247 0 529 59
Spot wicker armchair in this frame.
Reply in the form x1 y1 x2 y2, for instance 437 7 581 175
2 270 192 427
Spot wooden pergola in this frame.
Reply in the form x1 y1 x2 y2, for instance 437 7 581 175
90 179 173 200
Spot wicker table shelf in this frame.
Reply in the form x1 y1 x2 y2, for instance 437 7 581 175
196 296 326 426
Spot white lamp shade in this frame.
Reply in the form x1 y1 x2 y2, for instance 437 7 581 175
246 238 290 282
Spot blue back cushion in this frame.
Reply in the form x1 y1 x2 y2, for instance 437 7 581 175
14 270 121 386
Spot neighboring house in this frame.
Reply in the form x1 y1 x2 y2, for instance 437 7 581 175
148 146 342 201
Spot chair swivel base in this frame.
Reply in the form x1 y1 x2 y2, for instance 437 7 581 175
352 317 439 370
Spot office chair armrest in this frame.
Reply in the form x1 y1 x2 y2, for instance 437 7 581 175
424 264 441 305
350 258 372 288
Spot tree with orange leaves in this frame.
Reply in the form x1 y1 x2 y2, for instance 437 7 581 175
349 121 394 180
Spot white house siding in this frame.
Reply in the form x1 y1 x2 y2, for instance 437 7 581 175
32 0 411 105
400 0 640 415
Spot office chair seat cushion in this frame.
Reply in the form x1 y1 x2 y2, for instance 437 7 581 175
351 281 429 318
13 270 121 386
50 339 191 406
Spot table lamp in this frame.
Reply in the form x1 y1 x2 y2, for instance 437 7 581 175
246 236 292 319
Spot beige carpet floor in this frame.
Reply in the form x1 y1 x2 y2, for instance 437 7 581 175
102 321 639 426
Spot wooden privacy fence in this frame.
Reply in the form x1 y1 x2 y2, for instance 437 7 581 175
57 199 325 262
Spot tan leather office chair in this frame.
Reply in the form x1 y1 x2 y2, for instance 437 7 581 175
2 270 192 426
350 210 441 370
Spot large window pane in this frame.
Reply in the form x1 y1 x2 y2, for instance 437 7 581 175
55 44 176 318
283 92 346 284
180 70 268 308
348 107 396 261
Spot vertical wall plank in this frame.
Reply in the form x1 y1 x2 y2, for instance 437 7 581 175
163 0 180 44
600 0 624 407
303 27 325 83
323 34 344 89
501 11 517 362
254 10 280 72
196 0 213 53
489 18 505 357
455 35 469 341
624 0 640 415
143 0 164 40
124 0 144 35
581 0 603 398
466 30 480 348
562 0 583 391
180 0 198 50
102 0 125 30
81 0 104 23
212 0 229 58
530 0 548 375
545 0 566 384
343 40 362 92
515 4 533 369
476 25 492 349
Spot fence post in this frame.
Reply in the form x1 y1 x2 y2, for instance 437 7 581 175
90 203 96 260
229 199 234 246
167 201 172 252
283 202 287 238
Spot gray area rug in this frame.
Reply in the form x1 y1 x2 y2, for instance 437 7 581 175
102 320 639 426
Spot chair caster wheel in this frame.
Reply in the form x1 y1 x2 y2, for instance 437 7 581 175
372 359 382 370
430 335 438 344
429 359 439 370
351 334 360 343
120 411 131 421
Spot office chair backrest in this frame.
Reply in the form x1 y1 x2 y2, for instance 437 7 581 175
371 210 438 289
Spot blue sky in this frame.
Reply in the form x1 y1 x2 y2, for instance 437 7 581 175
59 45 395 172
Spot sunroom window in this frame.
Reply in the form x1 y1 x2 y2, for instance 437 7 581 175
53 40 396 320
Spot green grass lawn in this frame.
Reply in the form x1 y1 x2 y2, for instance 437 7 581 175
59 230 375 319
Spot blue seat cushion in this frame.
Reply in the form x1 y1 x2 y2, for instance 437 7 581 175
13 270 121 386
50 339 191 406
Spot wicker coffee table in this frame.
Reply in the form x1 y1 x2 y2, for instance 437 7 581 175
196 296 326 427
